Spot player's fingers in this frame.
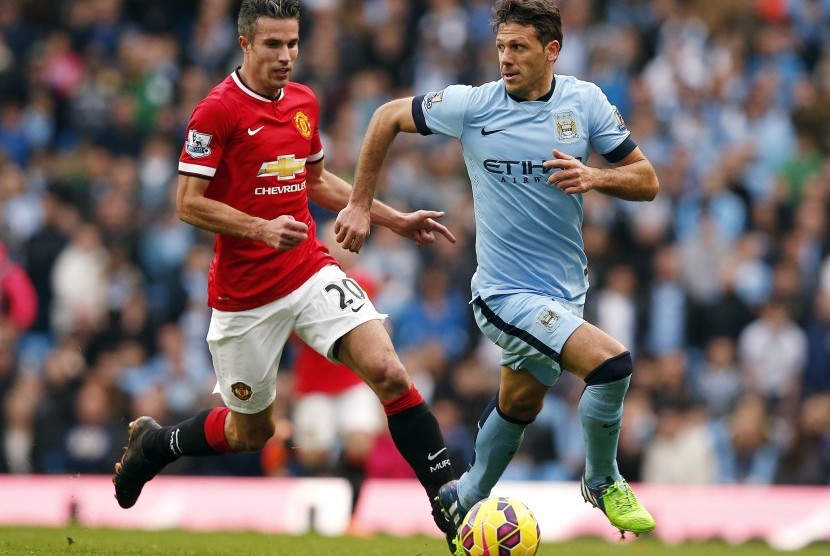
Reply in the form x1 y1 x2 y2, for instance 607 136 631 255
547 170 569 185
418 210 446 220
427 220 456 243
552 149 574 160
289 220 309 232
543 159 566 170
414 229 433 247
348 234 364 253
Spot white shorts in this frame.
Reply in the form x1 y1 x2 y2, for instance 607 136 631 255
292 382 383 453
207 265 386 414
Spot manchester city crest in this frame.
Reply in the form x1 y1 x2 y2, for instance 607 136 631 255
536 307 561 332
553 111 580 143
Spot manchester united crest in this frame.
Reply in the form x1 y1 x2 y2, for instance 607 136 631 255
294 111 311 139
231 381 253 401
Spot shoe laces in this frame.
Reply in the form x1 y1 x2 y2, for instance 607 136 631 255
606 481 637 515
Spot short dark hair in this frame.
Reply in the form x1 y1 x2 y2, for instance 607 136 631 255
238 0 301 41
490 0 563 48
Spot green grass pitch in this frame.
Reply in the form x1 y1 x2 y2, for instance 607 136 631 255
0 527 827 556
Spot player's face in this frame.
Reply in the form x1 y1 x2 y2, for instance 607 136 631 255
496 22 559 100
239 17 299 97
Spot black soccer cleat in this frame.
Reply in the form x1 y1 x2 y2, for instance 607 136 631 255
113 417 165 509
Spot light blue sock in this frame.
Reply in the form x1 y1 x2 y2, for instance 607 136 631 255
457 406 527 509
579 375 630 488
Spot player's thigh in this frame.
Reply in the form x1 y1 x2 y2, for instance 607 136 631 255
472 292 583 386
291 264 388 363
206 300 294 414
335 382 384 436
293 394 338 453
559 321 626 379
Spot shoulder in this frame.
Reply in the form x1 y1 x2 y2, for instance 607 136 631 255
469 80 504 100
555 74 602 97
285 82 318 103
194 78 237 117
437 80 503 107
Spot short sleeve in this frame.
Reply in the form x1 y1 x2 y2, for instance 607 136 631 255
412 84 473 140
178 98 233 179
587 85 634 163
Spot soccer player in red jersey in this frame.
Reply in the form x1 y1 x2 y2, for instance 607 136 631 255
113 0 456 543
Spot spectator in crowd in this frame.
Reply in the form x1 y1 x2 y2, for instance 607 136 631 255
711 394 782 484
803 290 830 394
774 392 830 485
0 243 37 333
641 400 716 485
738 298 807 412
691 336 743 419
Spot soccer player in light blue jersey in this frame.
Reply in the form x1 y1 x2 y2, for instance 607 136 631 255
336 0 658 550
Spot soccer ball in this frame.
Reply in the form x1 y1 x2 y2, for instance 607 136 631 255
457 496 541 556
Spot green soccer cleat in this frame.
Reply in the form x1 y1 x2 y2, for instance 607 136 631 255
580 476 655 535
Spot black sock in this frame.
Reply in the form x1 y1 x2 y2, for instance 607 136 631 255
340 456 366 514
142 409 224 465
387 402 455 495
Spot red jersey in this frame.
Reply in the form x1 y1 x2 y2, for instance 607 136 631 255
292 269 378 395
178 71 335 311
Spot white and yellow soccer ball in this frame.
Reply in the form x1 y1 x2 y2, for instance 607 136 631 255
457 496 541 556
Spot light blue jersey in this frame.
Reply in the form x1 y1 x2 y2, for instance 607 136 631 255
413 75 634 301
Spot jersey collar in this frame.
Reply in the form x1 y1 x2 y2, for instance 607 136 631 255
507 76 556 103
231 69 285 102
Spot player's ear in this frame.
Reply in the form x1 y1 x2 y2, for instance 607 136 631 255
546 40 560 63
239 34 250 53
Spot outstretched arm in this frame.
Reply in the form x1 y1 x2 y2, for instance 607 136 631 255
307 154 455 251
543 147 659 201
334 97 440 253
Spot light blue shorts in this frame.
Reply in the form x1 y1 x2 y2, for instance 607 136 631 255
472 291 585 386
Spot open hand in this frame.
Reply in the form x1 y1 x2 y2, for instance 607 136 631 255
543 149 596 195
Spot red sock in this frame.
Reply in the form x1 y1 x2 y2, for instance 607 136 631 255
204 407 233 453
382 385 424 416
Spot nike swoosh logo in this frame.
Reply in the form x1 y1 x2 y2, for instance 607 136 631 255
247 126 264 136
427 447 447 461
602 420 621 429
481 127 504 136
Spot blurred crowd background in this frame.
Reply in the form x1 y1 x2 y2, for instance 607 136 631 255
1 0 830 491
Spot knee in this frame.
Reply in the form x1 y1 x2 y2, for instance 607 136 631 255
362 356 410 401
499 391 543 423
584 351 633 386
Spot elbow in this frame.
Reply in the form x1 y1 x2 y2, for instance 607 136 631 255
639 167 659 201
176 196 195 224
644 178 659 201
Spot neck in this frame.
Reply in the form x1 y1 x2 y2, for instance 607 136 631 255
508 75 556 103
237 66 281 100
